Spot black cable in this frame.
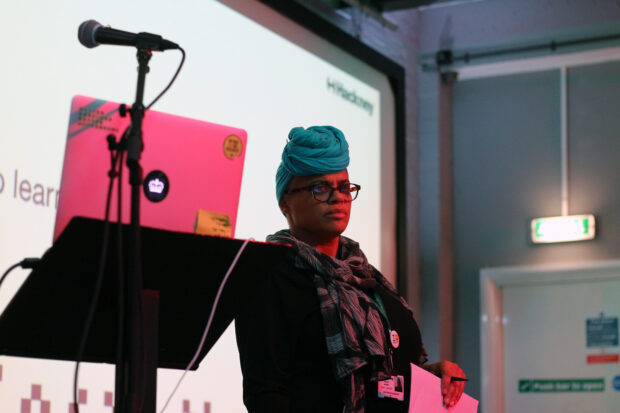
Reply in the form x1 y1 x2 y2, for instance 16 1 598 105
137 264 146 413
114 135 126 413
0 264 21 289
0 258 41 290
146 46 186 110
73 140 123 413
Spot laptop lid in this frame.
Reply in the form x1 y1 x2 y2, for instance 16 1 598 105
54 95 247 241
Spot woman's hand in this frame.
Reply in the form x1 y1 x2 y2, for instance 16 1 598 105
422 361 466 408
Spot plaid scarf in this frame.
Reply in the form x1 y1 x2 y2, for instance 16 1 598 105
267 230 416 413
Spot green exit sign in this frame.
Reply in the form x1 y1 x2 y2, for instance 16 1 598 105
531 214 596 244
519 378 604 393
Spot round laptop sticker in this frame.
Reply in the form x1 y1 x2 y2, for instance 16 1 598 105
613 375 620 391
390 330 400 348
223 135 243 160
143 170 169 202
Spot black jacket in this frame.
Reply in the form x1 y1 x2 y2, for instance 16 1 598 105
235 251 426 413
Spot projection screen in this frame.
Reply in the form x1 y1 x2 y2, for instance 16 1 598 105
0 1 397 411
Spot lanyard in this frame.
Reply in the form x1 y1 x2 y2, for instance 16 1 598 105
372 290 391 331
372 290 396 373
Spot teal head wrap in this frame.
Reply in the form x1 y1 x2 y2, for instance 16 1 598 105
276 126 350 204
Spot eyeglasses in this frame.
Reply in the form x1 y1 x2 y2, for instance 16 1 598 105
285 182 361 202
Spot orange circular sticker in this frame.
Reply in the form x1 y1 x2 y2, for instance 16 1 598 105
223 135 243 160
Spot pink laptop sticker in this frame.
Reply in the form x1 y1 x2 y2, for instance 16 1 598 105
54 95 247 241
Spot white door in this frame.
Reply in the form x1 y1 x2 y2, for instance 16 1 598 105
481 261 620 413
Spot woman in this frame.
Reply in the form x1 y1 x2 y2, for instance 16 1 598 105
235 126 465 413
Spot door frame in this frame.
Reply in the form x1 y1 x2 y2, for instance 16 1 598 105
479 259 620 413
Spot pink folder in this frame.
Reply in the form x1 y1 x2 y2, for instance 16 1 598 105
54 95 247 241
409 363 479 412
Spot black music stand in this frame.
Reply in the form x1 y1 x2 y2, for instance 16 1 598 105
0 217 289 412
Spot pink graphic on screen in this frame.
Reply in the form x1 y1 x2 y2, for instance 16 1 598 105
20 384 51 413
2 371 211 413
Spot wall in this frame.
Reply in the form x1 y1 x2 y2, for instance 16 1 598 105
418 0 620 403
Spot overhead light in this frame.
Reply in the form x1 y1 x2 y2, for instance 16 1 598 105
531 214 596 244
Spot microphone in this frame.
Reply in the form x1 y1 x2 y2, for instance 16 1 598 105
78 20 179 51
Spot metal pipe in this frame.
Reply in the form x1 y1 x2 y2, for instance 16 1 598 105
560 66 569 216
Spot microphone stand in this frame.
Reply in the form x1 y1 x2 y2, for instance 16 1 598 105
115 47 160 413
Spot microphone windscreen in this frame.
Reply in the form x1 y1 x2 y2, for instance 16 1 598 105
78 20 102 48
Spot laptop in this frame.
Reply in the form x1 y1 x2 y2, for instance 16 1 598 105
54 95 247 241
